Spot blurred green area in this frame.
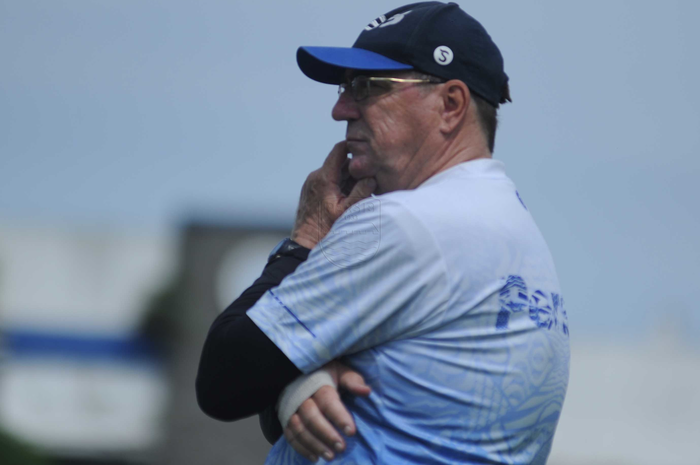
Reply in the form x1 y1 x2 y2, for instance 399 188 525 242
0 428 50 465
137 273 185 361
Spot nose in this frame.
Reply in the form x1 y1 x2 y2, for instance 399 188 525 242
332 90 360 122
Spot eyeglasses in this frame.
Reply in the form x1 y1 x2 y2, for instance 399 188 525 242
338 75 444 102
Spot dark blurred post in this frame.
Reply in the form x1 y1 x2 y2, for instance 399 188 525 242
161 222 287 465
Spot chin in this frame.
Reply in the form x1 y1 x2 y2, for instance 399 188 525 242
348 157 372 179
373 185 387 195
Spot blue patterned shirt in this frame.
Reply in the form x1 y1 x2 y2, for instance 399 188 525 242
248 159 570 464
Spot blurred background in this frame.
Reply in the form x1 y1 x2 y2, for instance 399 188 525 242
1 1 698 464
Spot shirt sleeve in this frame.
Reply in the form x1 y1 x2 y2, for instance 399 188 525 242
246 196 450 374
195 255 307 425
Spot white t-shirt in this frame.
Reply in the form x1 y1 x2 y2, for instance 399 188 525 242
248 158 570 464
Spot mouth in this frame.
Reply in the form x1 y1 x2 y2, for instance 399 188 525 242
345 138 367 152
345 128 366 141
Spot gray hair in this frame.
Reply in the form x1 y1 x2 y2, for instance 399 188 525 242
405 71 501 154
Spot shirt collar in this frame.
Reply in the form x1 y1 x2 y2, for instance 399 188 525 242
418 158 506 189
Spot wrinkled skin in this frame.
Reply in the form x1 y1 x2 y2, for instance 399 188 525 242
285 70 483 462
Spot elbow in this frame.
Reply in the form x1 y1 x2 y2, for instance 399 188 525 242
195 314 282 421
195 373 237 422
195 372 268 422
195 374 224 420
196 327 241 421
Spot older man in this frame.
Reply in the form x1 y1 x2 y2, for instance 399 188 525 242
196 2 570 464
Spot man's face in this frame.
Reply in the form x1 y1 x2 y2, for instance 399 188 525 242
332 71 440 194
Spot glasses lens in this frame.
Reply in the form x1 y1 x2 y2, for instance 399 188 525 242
352 77 370 101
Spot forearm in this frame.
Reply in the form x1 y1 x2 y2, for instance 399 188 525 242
195 254 307 422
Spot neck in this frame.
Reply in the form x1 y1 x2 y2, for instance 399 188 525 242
425 138 491 182
404 127 491 191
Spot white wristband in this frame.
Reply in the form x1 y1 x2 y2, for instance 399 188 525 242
277 369 336 429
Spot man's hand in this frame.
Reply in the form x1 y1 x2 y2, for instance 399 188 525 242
291 141 377 250
284 361 371 462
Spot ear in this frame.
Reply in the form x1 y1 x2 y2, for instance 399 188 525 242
438 80 470 134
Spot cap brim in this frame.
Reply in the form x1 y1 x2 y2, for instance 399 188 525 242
297 46 413 85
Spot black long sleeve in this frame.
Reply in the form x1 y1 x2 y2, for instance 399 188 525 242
195 253 309 442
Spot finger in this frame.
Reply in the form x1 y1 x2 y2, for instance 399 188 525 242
340 157 351 182
338 369 372 397
286 433 318 463
341 177 377 208
298 396 347 453
286 413 334 462
322 141 350 185
285 415 318 462
339 159 358 196
340 177 358 197
314 385 358 437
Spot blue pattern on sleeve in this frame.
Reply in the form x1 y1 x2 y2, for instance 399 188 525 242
248 187 570 464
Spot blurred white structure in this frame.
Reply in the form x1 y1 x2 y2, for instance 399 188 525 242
1 359 168 459
1 223 698 464
0 224 175 461
550 333 700 465
0 225 175 334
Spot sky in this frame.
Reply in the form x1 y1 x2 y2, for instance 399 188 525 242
1 0 699 339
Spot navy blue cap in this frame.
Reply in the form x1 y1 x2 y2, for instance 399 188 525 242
297 2 511 107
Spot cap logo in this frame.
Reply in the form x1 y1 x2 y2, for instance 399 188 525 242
434 46 454 66
364 10 412 31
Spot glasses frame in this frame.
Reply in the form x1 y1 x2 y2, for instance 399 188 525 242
338 75 444 102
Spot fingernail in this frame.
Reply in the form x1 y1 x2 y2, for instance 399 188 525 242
323 451 334 461
344 426 352 435
334 442 343 452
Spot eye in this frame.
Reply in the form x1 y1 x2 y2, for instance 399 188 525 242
366 80 391 97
